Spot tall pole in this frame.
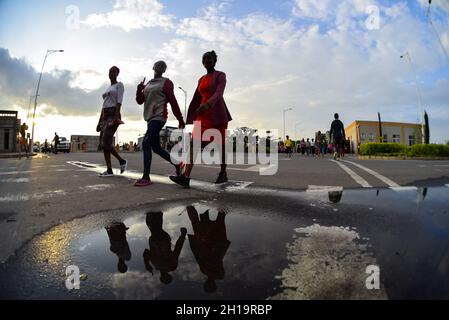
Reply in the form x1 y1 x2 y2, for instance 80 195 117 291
283 107 293 141
178 87 187 120
30 49 64 152
400 52 424 144
427 0 449 67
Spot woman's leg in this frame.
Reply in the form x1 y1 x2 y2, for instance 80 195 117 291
150 121 173 164
184 140 194 177
104 150 112 171
142 122 153 180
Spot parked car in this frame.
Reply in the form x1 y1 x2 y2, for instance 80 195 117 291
51 137 71 153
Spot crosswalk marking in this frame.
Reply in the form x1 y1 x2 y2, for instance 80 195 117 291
341 160 400 188
67 161 254 192
330 160 372 188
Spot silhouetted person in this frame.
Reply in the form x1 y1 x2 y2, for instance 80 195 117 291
43 139 49 154
52 132 59 154
330 113 345 160
143 211 187 284
105 222 131 273
186 206 231 293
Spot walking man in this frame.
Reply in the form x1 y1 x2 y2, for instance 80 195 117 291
330 113 346 160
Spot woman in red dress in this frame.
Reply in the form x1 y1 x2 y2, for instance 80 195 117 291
170 51 232 188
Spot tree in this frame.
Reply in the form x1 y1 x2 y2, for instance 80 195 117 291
424 111 430 145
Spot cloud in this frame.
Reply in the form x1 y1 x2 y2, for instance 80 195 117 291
0 48 142 119
1 1 449 143
83 0 174 32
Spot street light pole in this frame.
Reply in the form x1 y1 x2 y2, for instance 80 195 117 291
178 87 187 120
30 49 64 152
283 107 293 141
400 52 424 143
427 0 449 67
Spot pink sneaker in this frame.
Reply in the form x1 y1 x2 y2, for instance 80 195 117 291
134 178 152 187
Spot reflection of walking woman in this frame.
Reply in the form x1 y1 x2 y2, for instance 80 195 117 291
97 66 127 177
186 206 230 293
143 212 187 284
134 61 185 187
170 51 232 188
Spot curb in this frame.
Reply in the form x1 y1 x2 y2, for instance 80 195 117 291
358 155 449 160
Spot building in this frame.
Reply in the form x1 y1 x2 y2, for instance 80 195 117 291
70 135 115 152
0 110 20 153
345 120 422 153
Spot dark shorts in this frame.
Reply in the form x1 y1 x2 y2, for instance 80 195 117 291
286 147 292 153
99 108 119 151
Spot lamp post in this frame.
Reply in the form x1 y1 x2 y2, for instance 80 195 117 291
283 107 293 141
400 52 424 144
427 0 449 66
31 49 64 151
178 87 187 120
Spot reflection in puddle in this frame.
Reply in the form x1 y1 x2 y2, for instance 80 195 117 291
1 186 449 299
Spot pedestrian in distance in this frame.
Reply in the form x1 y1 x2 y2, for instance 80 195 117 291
284 135 293 158
96 66 127 177
134 61 185 187
170 50 232 188
52 132 59 155
329 113 346 160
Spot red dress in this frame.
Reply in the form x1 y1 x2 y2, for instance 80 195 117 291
192 72 228 145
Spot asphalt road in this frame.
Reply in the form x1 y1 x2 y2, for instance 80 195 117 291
1 151 449 299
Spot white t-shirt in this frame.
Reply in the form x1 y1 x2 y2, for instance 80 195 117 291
102 82 124 109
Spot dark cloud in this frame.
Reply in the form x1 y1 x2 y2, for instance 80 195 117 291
0 48 141 119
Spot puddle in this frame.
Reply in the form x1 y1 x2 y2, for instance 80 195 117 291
1 187 449 299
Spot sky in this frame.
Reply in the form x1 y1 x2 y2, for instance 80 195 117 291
0 0 448 144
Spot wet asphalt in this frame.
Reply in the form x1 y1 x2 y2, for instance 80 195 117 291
1 185 449 300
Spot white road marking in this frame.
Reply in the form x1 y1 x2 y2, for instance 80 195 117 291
0 178 33 183
67 161 253 192
330 160 372 188
341 160 400 188
0 171 34 175
389 186 418 191
445 184 449 188
0 190 67 202
306 185 344 193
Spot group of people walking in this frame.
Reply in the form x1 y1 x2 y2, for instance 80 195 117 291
97 50 232 188
283 113 346 160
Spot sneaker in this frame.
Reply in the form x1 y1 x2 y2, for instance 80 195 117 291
215 171 228 184
169 175 190 188
99 170 114 177
333 152 338 160
134 178 152 187
120 160 127 174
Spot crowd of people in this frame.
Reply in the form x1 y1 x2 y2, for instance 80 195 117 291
281 114 348 160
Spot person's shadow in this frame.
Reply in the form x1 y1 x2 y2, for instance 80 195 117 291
105 222 132 273
186 206 231 293
143 211 187 285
